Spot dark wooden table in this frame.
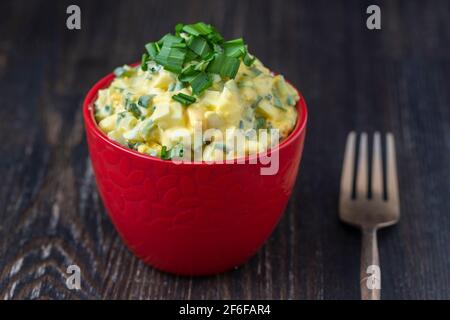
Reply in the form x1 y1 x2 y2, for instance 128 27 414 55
0 0 449 300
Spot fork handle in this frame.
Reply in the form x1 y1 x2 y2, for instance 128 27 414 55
360 227 380 300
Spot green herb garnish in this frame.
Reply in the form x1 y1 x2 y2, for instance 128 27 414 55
155 45 186 73
172 93 197 106
138 95 155 108
138 22 255 97
255 117 266 129
187 36 211 58
145 42 160 60
273 94 286 112
126 103 142 118
190 72 212 95
160 144 184 160
116 111 127 125
251 96 263 109
182 22 213 36
161 146 170 160
243 50 256 66
175 23 184 36
250 66 262 76
223 38 246 58
206 53 240 78
141 53 149 71
286 95 296 106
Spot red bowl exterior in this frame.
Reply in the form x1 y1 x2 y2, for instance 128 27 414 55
83 70 308 275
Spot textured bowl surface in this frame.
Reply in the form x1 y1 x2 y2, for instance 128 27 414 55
83 69 308 275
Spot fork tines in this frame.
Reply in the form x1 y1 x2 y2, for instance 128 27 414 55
339 132 400 224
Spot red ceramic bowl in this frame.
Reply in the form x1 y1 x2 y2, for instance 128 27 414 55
83 68 308 275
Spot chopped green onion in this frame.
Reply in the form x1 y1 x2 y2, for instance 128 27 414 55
140 22 257 95
126 103 142 118
190 72 212 95
141 53 149 71
161 146 170 160
179 72 199 83
187 36 211 58
172 93 197 106
223 38 246 58
243 50 256 66
156 45 186 73
251 96 263 108
159 33 183 46
273 94 286 111
182 22 213 36
175 23 184 35
207 53 240 78
141 121 155 139
138 95 155 108
221 56 241 78
145 42 160 59
194 59 210 72
286 96 296 106
178 64 200 83
250 66 262 76
212 43 223 54
184 49 199 63
207 30 224 44
116 111 127 125
180 64 198 76
255 117 266 129
172 42 187 49
160 144 184 160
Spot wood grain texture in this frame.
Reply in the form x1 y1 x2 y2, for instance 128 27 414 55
0 0 449 299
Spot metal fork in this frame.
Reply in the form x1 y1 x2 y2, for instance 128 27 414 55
339 132 400 300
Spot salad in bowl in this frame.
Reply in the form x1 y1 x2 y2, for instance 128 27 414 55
83 22 307 275
94 22 299 162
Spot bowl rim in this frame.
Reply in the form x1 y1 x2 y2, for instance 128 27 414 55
83 66 308 166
